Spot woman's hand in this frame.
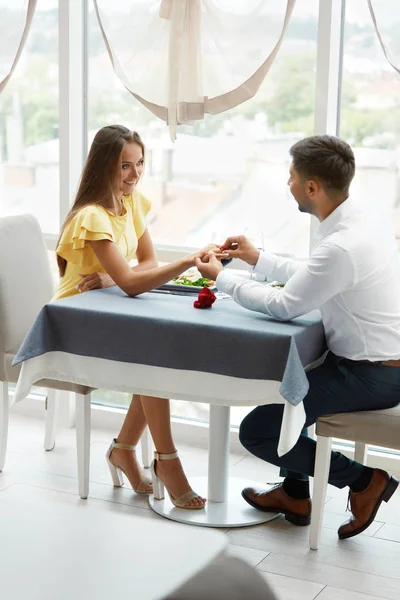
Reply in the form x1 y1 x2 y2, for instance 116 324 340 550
220 235 260 266
77 272 115 293
195 251 224 280
186 244 228 267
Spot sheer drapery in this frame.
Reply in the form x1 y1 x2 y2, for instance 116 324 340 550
368 0 400 76
93 0 296 139
0 0 37 94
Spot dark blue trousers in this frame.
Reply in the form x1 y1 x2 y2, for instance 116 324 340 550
239 352 400 489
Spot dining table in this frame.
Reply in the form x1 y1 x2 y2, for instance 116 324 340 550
13 284 326 528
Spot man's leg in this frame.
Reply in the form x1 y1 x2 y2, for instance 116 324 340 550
279 426 309 484
240 354 362 489
239 352 400 534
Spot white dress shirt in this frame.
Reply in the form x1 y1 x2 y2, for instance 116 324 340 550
216 198 400 360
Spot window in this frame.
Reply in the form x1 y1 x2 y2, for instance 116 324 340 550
88 1 318 259
341 0 400 247
3 1 399 462
0 0 59 234
88 0 318 426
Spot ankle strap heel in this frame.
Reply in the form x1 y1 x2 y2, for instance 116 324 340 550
106 438 152 494
153 450 178 461
111 439 138 452
150 450 205 510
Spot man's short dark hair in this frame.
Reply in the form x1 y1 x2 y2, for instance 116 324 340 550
289 135 355 195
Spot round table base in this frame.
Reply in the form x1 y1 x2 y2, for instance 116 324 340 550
148 477 280 528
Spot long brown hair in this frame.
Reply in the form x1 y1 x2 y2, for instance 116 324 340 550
57 124 145 277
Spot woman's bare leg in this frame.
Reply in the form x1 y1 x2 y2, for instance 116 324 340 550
109 394 152 492
140 395 206 507
118 393 147 445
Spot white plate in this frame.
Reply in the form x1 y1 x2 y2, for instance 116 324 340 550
158 282 217 294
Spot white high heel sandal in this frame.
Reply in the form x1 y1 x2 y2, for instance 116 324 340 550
106 438 153 495
150 450 206 510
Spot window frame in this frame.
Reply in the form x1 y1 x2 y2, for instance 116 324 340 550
50 0 345 257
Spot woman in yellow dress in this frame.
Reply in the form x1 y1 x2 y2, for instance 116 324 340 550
55 124 217 509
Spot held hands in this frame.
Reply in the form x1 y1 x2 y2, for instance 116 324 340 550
188 244 228 281
195 251 224 280
77 272 115 293
186 244 228 268
220 235 260 266
189 237 262 281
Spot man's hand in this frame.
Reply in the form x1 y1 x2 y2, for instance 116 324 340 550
220 235 260 266
77 272 115 293
186 244 228 268
195 251 224 280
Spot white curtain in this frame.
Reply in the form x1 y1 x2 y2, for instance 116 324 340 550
0 0 38 94
93 0 296 139
368 0 400 76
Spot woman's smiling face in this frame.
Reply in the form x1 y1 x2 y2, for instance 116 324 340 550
119 142 144 196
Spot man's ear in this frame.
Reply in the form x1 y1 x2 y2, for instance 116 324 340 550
306 179 319 197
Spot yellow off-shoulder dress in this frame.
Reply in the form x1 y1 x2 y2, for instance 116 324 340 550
53 191 151 301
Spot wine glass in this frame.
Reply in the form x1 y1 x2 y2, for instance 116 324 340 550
243 224 265 280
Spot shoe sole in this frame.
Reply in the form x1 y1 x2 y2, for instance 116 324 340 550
241 490 311 526
338 476 399 540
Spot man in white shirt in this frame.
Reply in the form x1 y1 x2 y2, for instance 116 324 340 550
196 135 400 540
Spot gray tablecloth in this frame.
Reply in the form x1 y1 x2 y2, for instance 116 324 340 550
13 287 326 406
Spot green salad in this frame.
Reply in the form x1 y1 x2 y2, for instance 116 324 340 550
172 268 214 287
270 282 285 288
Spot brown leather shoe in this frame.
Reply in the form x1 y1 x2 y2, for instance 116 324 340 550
338 469 399 540
242 484 311 526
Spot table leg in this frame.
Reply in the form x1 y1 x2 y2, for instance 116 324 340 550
148 404 279 528
0 382 9 472
208 405 230 502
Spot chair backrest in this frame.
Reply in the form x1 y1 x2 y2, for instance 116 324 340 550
0 214 55 378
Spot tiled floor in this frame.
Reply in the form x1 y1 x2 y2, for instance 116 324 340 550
1 415 400 600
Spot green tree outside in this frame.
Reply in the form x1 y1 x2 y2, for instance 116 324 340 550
1 47 398 150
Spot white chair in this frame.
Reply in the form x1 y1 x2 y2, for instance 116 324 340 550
0 214 153 498
310 404 400 549
0 214 96 498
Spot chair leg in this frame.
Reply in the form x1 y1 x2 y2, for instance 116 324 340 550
0 382 9 472
44 389 58 451
75 392 91 499
140 426 153 469
354 442 367 465
310 435 332 550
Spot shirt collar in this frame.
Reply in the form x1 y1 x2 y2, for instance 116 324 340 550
314 197 355 240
